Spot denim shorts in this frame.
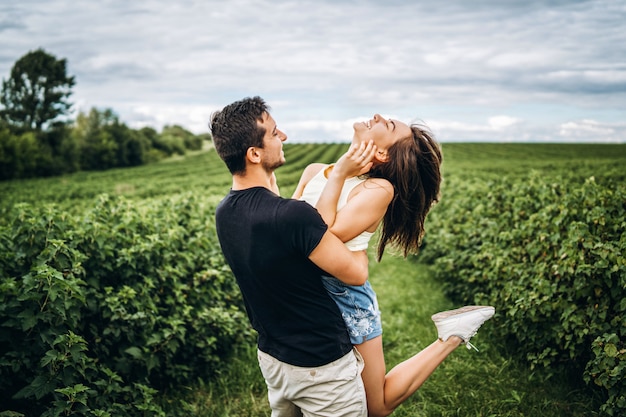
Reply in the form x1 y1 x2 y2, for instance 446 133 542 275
321 276 382 345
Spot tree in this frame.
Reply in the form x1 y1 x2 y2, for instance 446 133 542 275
162 124 202 151
0 48 75 132
73 108 119 170
0 128 47 180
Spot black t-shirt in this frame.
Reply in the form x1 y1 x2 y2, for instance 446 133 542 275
215 187 352 367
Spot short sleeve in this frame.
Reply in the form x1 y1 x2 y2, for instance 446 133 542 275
276 199 328 257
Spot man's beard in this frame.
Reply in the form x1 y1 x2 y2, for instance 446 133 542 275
263 159 285 172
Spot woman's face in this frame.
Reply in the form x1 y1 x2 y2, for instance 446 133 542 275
353 114 412 161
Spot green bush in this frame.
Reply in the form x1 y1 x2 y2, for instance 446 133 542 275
421 172 626 416
585 333 626 416
0 129 43 180
0 194 252 416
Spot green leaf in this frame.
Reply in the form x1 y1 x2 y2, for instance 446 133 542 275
124 346 143 359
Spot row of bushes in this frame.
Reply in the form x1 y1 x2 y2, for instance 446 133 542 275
0 193 251 416
421 172 625 415
0 108 210 180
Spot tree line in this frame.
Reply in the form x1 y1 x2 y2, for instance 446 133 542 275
0 48 211 181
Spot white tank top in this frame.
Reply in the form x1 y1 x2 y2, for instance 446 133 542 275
300 166 374 251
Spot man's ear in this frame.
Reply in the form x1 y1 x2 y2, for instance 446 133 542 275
246 147 262 164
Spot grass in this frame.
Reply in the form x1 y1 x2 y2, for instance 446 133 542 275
368 256 601 416
165 344 269 416
167 246 603 416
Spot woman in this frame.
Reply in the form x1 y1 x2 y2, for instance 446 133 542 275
292 114 494 417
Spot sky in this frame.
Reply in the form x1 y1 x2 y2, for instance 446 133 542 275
1 0 625 143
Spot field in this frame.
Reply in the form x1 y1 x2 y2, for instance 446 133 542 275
2 143 623 213
1 142 624 416
1 142 623 211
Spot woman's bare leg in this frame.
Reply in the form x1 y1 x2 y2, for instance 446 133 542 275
356 335 462 417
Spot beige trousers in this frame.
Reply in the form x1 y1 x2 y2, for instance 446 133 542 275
257 348 367 417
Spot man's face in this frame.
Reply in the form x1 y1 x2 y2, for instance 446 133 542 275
258 112 287 171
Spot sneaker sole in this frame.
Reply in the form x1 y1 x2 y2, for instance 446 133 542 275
431 305 495 323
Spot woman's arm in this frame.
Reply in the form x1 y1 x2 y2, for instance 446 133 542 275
294 141 391 245
315 141 382 237
329 178 393 243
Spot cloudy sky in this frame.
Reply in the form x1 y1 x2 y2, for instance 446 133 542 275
1 0 625 143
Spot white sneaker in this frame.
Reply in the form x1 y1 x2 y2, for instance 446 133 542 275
431 306 495 351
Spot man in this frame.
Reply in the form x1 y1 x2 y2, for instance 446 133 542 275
210 96 369 416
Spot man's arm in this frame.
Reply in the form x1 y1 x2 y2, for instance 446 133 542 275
308 231 368 286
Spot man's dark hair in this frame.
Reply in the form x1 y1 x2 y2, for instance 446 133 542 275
209 96 270 175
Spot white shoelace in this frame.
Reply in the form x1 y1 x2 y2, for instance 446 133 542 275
465 340 479 351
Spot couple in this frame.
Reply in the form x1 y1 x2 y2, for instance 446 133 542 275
210 96 494 417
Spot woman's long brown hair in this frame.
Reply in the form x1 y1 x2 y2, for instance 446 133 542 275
368 124 443 261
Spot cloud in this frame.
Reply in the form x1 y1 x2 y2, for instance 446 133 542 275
0 0 624 142
559 119 626 143
488 116 521 130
